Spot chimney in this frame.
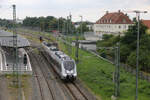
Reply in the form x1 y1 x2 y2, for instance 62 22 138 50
106 11 109 14
125 13 129 17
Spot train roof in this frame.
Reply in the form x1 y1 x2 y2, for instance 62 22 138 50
55 51 72 61
50 46 57 49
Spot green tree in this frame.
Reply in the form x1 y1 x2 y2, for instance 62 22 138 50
97 18 150 72
77 22 89 34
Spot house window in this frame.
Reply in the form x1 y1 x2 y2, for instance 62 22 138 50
107 20 109 23
119 26 121 29
124 25 126 29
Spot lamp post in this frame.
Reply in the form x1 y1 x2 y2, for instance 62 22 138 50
79 15 83 35
134 10 147 100
125 10 147 100
58 17 60 32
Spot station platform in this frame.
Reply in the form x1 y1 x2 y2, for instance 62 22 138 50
0 30 30 47
0 47 32 74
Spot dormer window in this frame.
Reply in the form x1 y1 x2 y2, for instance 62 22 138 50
123 19 126 23
107 20 109 23
110 20 112 23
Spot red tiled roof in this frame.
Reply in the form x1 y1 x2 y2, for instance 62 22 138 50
96 11 133 24
142 20 150 29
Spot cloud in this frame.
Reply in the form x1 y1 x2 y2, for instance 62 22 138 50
0 0 149 21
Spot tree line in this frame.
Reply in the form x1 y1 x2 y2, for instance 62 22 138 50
22 16 92 34
0 19 13 29
0 16 92 34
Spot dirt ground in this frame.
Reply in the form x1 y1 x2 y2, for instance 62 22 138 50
0 75 33 100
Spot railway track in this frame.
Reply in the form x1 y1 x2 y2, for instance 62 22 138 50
25 48 44 100
25 47 55 100
40 50 91 100
23 35 97 100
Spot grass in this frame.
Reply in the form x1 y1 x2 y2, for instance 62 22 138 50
58 39 150 100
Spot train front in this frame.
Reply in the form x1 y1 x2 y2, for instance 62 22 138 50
62 60 77 81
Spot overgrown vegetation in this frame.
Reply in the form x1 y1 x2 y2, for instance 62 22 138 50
97 19 150 73
0 19 13 29
58 38 150 100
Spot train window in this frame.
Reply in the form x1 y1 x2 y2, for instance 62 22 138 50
63 61 75 71
47 43 51 47
51 48 58 51
53 48 59 51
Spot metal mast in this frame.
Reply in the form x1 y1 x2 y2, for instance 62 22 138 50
114 43 120 97
121 10 147 100
13 4 18 78
80 16 83 35
13 5 22 100
69 13 72 34
133 11 147 100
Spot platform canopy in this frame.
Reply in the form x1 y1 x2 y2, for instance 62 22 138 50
0 30 30 47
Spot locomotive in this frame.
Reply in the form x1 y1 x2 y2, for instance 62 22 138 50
42 41 77 81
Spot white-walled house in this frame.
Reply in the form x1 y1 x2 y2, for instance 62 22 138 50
74 21 94 31
94 10 133 39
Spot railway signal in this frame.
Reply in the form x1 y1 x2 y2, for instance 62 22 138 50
23 54 27 65
39 36 43 42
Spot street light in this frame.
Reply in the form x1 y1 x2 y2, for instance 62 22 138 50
79 15 83 35
135 10 147 100
125 10 147 100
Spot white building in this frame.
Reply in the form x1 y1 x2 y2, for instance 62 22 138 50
74 21 94 31
16 18 23 24
94 10 133 39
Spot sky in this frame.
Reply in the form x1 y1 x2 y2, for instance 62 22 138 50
0 0 150 22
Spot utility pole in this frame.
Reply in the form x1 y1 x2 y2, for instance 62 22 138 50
63 20 66 34
69 13 72 55
58 17 60 32
136 12 140 100
123 10 147 100
69 13 72 35
76 16 82 63
114 43 120 97
12 4 18 82
66 16 69 35
80 16 83 35
135 11 148 100
13 4 22 100
134 11 147 100
75 32 79 63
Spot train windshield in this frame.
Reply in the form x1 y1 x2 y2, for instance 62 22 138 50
51 48 59 51
47 43 51 47
53 48 59 51
63 61 75 71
